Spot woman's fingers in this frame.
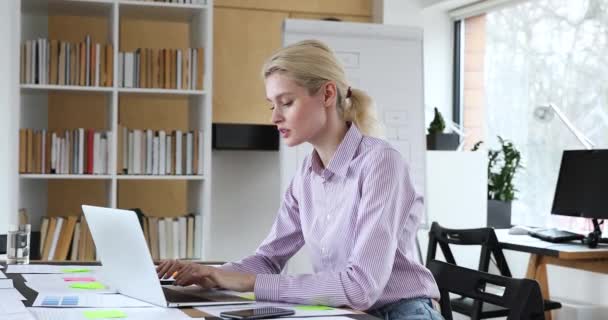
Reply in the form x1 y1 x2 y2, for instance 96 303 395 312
156 260 174 278
173 264 216 287
156 260 182 279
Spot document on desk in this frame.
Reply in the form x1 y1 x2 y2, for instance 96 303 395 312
197 302 356 318
0 270 7 278
6 265 100 274
0 279 14 288
29 307 192 320
0 288 27 300
25 281 118 295
33 293 154 308
22 273 100 284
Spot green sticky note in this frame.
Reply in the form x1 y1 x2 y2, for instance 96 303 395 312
294 305 334 311
69 281 105 289
241 293 256 300
83 310 126 319
61 268 92 273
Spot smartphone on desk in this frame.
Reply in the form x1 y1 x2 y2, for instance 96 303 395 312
219 307 295 319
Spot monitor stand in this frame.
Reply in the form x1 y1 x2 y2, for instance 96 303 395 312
583 218 608 248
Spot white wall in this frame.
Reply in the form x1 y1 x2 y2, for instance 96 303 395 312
209 151 281 262
381 0 454 125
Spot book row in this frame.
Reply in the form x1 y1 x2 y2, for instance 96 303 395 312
21 36 113 87
39 215 96 261
137 214 203 261
118 127 204 175
134 0 205 3
118 48 204 90
19 129 112 175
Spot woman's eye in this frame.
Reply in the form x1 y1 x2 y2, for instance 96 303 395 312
283 101 293 107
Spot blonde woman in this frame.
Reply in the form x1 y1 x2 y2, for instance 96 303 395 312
158 40 442 320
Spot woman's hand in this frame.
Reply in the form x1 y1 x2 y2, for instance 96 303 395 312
156 259 186 279
173 264 256 292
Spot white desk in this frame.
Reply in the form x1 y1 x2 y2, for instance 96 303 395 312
496 229 608 320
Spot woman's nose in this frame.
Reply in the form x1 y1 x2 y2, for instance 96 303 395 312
271 107 283 124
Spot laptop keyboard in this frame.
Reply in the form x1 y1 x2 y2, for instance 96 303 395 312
163 287 212 303
529 228 584 243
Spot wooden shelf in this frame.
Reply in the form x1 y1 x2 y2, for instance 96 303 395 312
20 174 112 180
117 175 206 181
118 88 207 96
22 0 114 17
20 84 113 93
16 0 213 260
119 0 208 21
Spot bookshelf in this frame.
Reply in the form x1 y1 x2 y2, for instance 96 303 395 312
15 0 213 261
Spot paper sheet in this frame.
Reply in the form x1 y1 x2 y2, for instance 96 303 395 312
2 311 36 320
29 307 192 320
33 294 154 308
0 270 7 278
0 279 14 288
24 280 117 295
0 288 27 301
196 302 355 318
6 265 100 274
0 292 27 314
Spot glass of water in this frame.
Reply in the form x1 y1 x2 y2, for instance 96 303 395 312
6 224 31 264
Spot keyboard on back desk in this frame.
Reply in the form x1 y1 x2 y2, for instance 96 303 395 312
528 228 585 243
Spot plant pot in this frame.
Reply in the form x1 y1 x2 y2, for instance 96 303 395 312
426 133 460 150
487 200 512 228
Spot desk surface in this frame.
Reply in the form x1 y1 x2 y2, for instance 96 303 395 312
2 261 379 320
495 229 608 259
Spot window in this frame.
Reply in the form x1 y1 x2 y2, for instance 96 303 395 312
460 0 608 231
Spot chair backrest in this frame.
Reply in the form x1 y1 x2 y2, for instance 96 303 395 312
426 221 511 277
428 260 545 320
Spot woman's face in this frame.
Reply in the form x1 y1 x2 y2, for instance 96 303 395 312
265 73 328 147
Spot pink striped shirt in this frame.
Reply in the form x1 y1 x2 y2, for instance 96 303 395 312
221 124 439 310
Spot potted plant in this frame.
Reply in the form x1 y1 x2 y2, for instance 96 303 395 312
473 137 523 228
426 107 460 150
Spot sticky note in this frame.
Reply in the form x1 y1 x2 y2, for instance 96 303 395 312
241 293 256 300
294 305 334 311
83 310 126 319
63 277 96 282
61 268 92 273
69 282 105 289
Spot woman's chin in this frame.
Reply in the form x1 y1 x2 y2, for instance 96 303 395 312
283 137 302 147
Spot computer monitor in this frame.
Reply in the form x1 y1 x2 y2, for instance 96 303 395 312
551 149 608 219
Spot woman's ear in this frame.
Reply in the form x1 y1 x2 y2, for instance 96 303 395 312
322 82 337 108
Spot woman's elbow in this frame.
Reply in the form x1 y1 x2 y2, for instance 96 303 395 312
345 286 382 311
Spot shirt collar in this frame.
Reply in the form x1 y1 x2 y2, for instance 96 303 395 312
309 123 363 179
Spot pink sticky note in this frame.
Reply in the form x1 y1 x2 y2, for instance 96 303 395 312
63 277 96 282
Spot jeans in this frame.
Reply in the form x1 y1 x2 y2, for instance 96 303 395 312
369 298 444 320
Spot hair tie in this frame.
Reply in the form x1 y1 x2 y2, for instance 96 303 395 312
346 87 352 99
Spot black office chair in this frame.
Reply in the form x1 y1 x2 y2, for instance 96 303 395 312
428 260 545 320
426 222 561 319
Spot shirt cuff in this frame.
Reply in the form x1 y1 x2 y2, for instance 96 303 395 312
254 274 281 302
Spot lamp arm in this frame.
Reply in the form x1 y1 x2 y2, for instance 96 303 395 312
548 103 595 150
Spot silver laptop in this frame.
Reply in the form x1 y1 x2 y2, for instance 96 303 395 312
82 204 253 307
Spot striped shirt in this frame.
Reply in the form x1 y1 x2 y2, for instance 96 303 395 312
221 124 439 310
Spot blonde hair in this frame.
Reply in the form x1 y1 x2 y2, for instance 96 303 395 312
262 40 382 137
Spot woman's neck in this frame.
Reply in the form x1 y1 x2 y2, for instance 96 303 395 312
312 120 349 168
